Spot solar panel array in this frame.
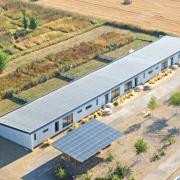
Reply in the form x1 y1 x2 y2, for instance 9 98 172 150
52 119 123 162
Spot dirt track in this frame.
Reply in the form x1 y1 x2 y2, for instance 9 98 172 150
36 0 180 35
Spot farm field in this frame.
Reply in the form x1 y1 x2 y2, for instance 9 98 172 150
35 0 180 35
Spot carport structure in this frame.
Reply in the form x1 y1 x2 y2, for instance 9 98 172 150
52 119 123 163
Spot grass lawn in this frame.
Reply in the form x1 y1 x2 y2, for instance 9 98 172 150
106 39 150 59
19 78 68 101
0 99 21 116
134 32 158 42
66 60 108 78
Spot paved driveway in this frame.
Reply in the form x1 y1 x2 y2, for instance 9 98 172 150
144 147 180 180
99 69 180 127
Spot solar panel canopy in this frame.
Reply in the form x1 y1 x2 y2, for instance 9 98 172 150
52 119 123 162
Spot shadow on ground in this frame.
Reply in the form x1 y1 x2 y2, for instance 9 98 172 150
168 127 180 136
146 118 168 133
124 123 142 134
0 137 29 168
22 155 59 180
22 153 103 180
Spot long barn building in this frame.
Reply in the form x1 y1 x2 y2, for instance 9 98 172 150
0 36 180 150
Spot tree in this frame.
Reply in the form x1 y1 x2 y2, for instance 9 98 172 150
135 139 148 155
107 152 114 162
170 91 180 114
148 96 157 117
54 165 69 180
0 52 9 72
166 135 176 145
29 17 38 30
116 163 130 179
22 16 30 30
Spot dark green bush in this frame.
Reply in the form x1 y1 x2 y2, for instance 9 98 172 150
54 165 69 180
105 22 167 37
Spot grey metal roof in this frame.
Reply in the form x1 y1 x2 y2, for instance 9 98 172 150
52 119 123 162
0 36 180 133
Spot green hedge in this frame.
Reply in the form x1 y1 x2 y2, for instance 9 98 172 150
105 22 168 37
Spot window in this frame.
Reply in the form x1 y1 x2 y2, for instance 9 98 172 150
96 99 98 105
143 73 145 78
111 88 120 100
155 66 159 70
135 77 138 86
171 57 174 66
86 105 92 110
148 70 153 74
161 60 168 71
63 114 73 128
77 109 82 113
43 128 48 133
178 53 180 59
124 81 132 92
55 121 59 132
34 133 36 141
105 94 109 104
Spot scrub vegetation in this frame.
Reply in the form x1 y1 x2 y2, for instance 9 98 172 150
0 31 133 100
0 0 100 57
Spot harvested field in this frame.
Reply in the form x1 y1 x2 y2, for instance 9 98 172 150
35 0 180 35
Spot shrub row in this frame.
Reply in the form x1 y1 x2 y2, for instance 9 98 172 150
105 22 168 37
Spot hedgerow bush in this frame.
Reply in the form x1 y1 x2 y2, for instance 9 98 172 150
105 22 167 37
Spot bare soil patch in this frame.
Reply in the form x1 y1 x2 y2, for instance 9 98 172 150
76 100 180 179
